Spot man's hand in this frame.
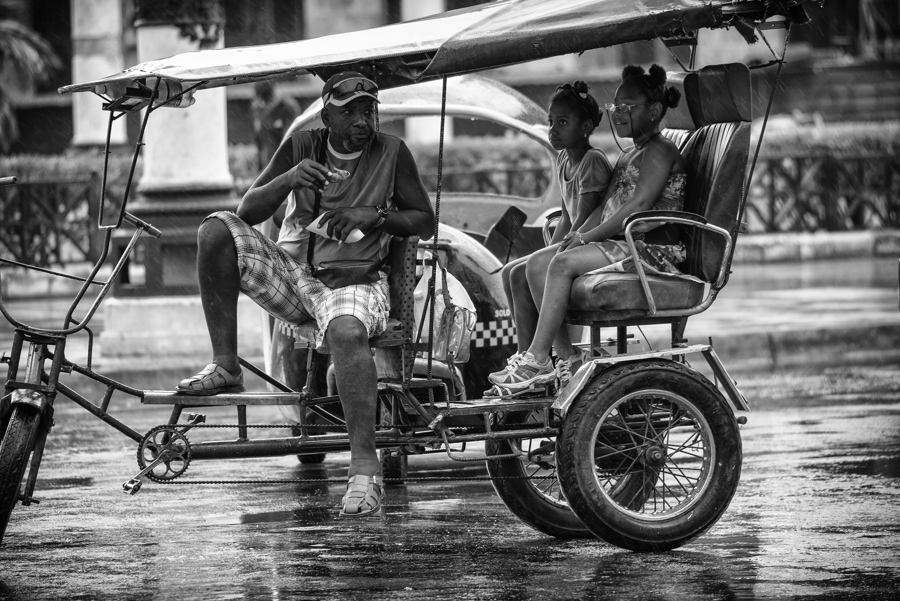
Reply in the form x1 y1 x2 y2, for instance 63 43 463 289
288 159 332 193
319 206 380 243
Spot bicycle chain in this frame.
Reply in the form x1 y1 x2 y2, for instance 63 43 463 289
156 475 554 485
153 423 515 432
143 423 557 484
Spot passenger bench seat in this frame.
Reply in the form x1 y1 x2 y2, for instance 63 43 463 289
567 63 752 322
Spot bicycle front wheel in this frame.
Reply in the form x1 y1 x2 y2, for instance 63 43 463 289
0 405 41 544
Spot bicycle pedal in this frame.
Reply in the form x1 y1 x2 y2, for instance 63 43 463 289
123 478 143 495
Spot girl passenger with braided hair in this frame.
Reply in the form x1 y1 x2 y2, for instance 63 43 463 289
493 80 612 392
489 64 686 394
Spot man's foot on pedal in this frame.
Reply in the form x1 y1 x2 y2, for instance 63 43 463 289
488 351 554 388
556 348 588 391
176 363 244 396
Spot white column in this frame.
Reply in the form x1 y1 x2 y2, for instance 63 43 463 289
136 26 233 192
401 0 453 146
70 0 126 146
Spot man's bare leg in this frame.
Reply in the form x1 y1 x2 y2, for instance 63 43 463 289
326 315 380 478
196 217 241 376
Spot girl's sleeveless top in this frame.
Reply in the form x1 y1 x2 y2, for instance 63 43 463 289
601 164 686 245
556 149 612 225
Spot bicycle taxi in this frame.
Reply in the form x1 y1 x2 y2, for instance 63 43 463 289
1 0 814 551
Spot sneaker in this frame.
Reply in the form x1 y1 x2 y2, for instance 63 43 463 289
488 352 525 383
555 349 587 390
489 351 555 388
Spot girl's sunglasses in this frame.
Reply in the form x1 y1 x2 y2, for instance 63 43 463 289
604 102 649 113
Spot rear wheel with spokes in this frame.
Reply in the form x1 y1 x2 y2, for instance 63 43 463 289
558 360 742 551
486 410 591 539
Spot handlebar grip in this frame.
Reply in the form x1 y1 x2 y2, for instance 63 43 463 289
123 211 162 239
0 176 17 186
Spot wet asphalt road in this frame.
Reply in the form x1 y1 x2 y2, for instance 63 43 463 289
1 365 899 600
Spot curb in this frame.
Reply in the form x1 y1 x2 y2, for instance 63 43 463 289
732 230 900 264
698 323 900 372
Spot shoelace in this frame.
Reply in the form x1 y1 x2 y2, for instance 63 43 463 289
557 360 573 382
504 352 525 371
557 351 584 383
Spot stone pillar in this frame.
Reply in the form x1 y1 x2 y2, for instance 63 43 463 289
100 0 250 365
70 0 127 146
135 31 233 193
117 0 235 296
401 0 453 146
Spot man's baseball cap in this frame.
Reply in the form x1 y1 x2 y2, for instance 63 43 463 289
322 72 379 107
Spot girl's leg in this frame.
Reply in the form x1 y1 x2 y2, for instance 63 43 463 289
527 244 612 361
523 245 559 310
501 255 531 353
525 245 580 360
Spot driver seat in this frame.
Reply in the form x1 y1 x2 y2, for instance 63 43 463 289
565 63 751 348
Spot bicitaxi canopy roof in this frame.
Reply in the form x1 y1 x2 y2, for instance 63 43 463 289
59 0 810 101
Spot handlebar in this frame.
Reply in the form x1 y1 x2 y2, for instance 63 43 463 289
0 174 163 335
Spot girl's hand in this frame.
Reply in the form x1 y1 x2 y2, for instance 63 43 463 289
558 231 586 252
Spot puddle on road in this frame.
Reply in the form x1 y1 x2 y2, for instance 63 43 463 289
35 476 94 488
806 455 900 479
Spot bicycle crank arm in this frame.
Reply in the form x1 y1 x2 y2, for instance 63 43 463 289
122 449 173 495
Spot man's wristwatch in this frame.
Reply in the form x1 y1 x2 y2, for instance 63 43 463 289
373 204 388 228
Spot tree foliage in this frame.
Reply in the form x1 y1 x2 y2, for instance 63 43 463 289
0 0 62 154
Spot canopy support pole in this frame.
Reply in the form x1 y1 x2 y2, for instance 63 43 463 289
425 77 448 404
721 22 792 289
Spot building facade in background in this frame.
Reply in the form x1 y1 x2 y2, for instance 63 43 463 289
5 0 900 154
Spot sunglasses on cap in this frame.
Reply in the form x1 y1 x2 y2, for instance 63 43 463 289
323 77 379 107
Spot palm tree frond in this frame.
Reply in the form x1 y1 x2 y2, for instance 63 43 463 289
0 20 63 86
0 87 19 154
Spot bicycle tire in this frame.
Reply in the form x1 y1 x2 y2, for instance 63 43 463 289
557 360 742 552
0 405 41 544
486 410 592 539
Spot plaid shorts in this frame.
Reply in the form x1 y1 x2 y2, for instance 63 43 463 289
209 211 389 349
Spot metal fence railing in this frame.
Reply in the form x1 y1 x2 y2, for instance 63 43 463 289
0 174 101 267
746 154 900 232
2 154 898 268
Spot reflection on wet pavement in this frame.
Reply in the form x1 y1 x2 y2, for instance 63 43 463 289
0 367 898 600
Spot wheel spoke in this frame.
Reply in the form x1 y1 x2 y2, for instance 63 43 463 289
588 385 720 519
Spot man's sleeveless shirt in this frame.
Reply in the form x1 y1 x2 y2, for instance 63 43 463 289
277 129 401 266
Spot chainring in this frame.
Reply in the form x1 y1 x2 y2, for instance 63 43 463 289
136 425 192 483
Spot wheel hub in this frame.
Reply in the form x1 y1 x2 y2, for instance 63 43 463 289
642 445 666 467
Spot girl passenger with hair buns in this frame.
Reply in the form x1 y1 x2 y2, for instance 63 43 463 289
490 64 687 393
494 80 612 392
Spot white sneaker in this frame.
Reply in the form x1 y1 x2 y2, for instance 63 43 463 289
489 351 555 388
555 349 587 390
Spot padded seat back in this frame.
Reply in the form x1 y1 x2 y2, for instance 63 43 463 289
663 63 752 283
380 236 419 345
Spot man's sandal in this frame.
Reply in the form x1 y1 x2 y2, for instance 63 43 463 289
176 364 245 396
339 474 384 518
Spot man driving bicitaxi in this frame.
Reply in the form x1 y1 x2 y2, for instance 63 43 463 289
175 72 435 517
